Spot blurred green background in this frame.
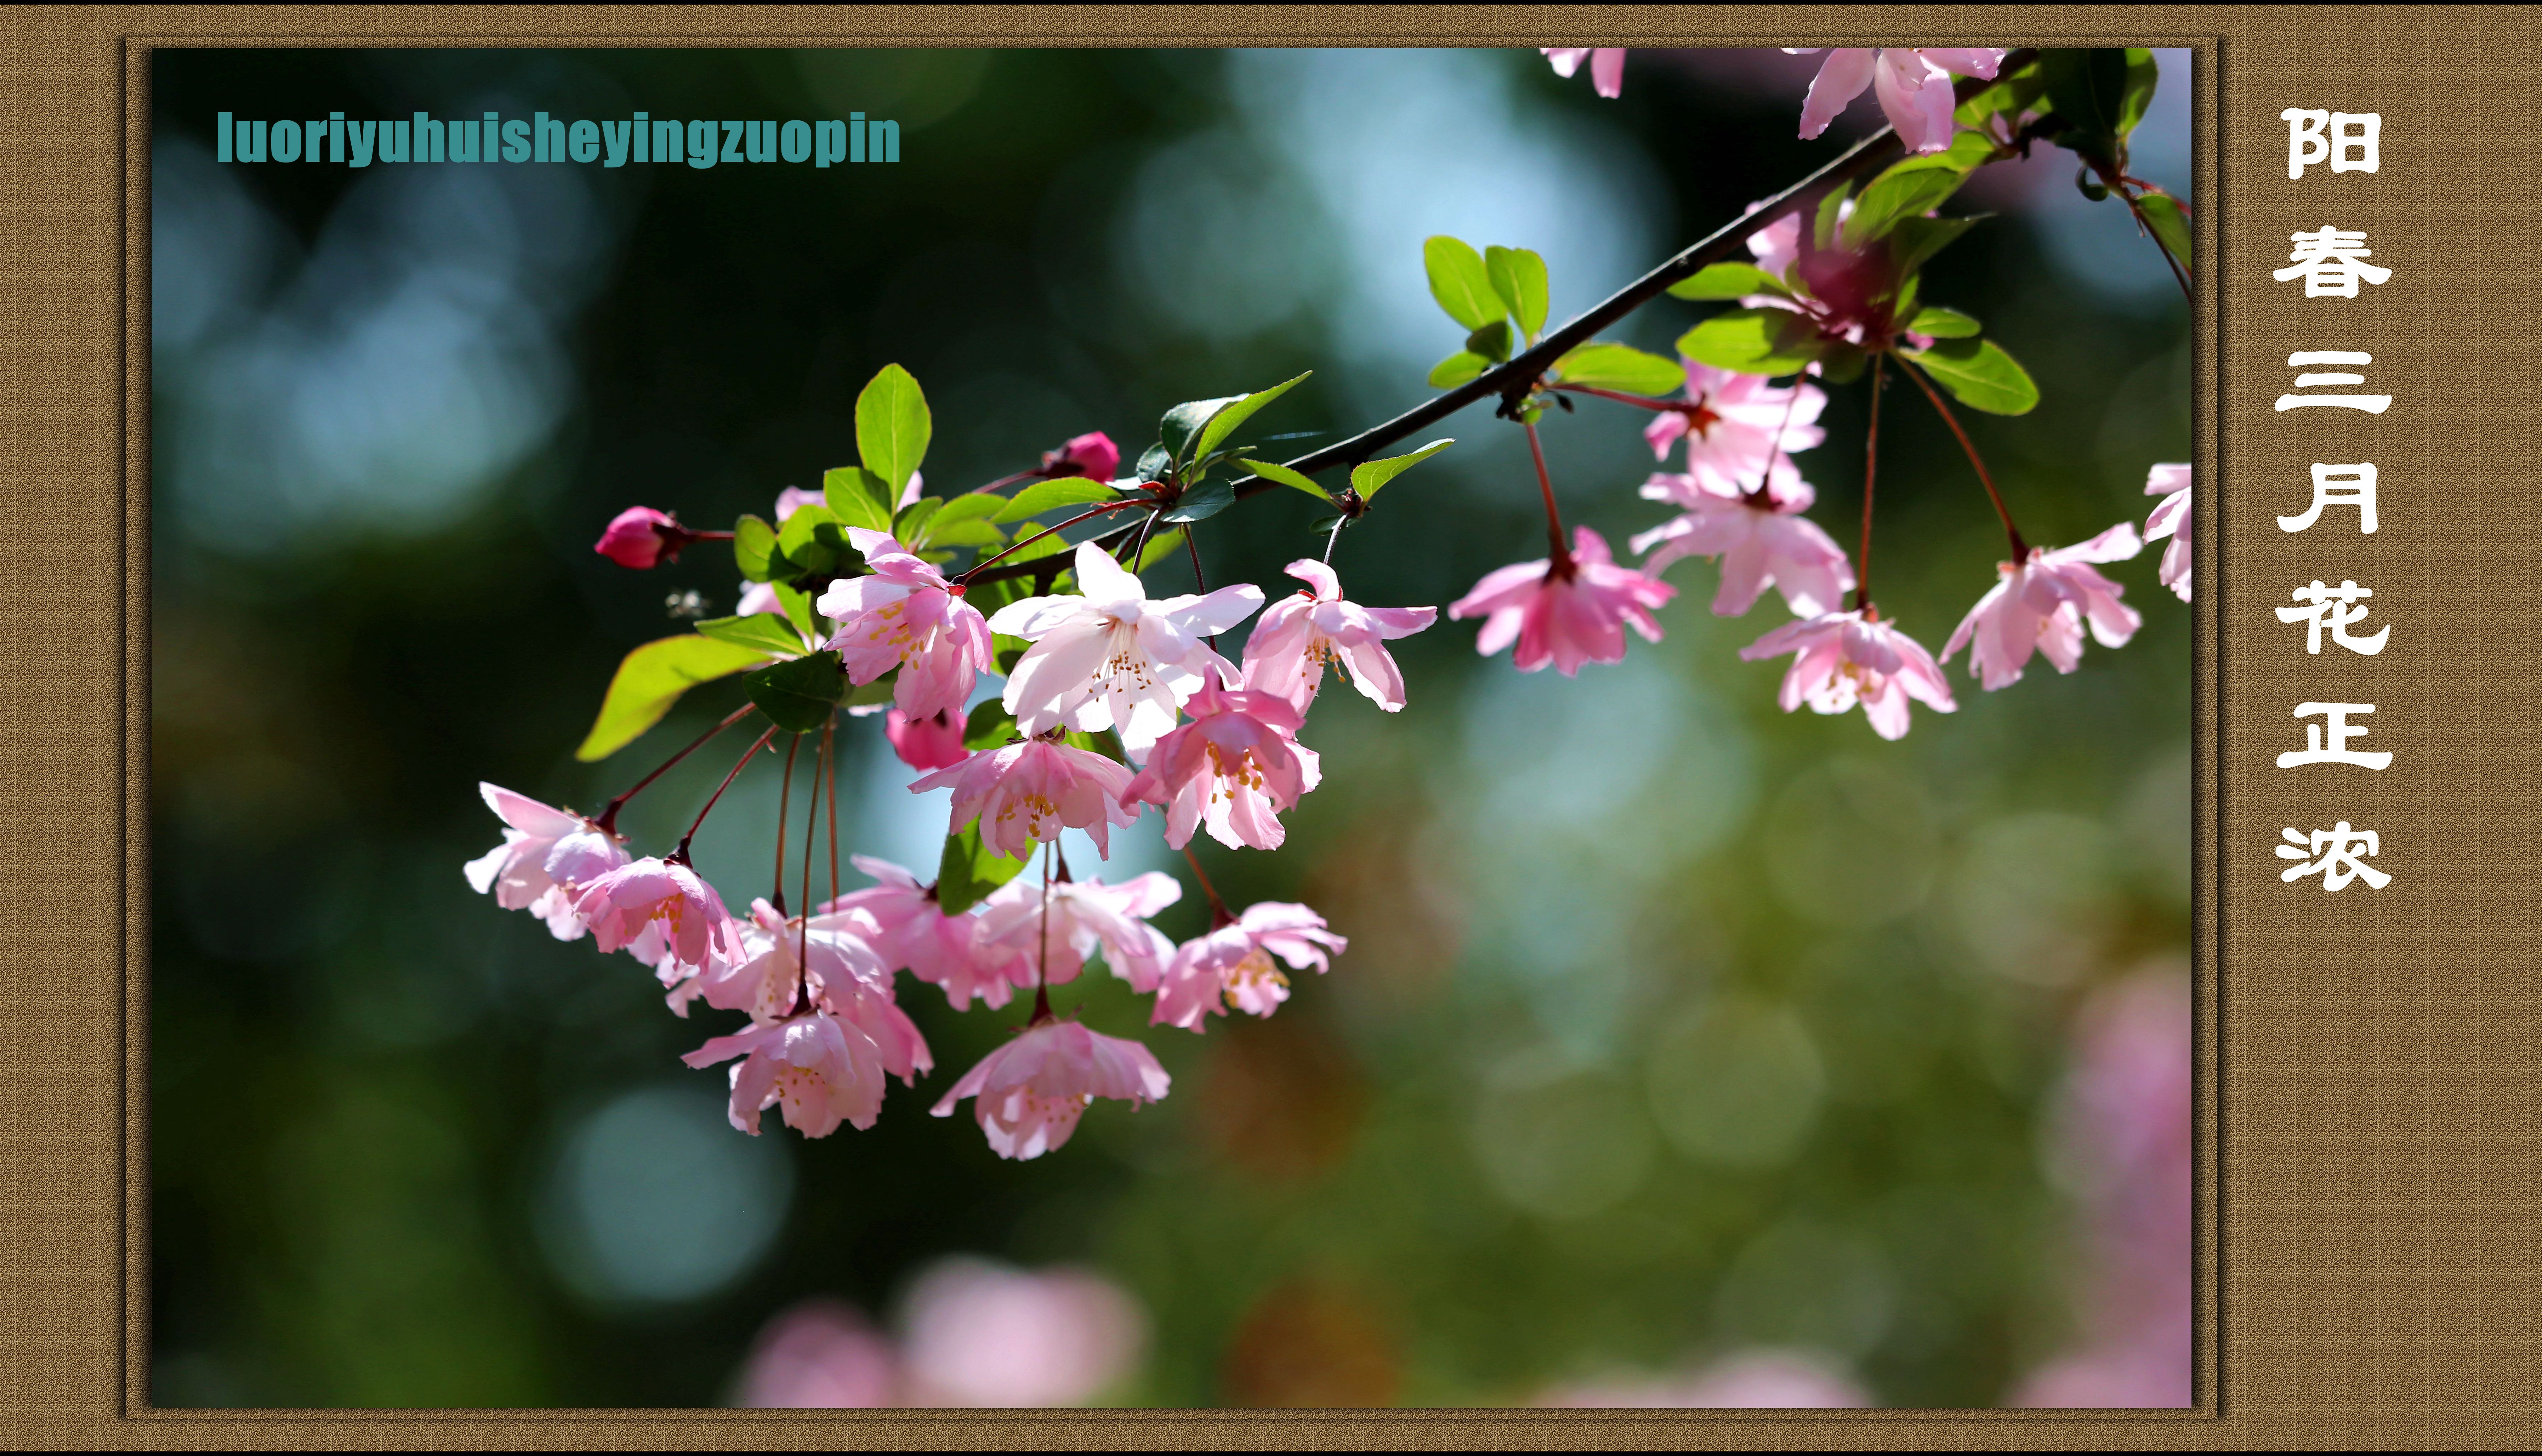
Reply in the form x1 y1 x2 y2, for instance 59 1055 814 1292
149 46 2190 1408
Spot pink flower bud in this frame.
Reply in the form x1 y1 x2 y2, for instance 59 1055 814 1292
593 506 688 569
1041 432 1121 483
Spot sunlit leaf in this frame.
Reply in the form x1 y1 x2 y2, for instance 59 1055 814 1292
1422 235 1502 330
854 364 931 496
573 636 772 762
1349 438 1454 501
1905 338 2040 415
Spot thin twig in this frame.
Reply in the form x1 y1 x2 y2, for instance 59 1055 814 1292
1894 356 2028 558
1855 355 1886 615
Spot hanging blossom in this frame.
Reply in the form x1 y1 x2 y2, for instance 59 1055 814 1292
976 872 1181 992
910 733 1141 861
885 707 972 772
1449 526 1674 677
1644 360 1827 491
1541 47 1626 98
464 784 628 941
1240 559 1436 714
574 855 741 983
2142 463 2191 602
1785 48 2007 154
685 1011 891 1138
988 540 1263 756
1740 610 1957 740
829 857 1026 1013
1941 524 2144 691
682 894 929 1087
932 1019 1172 1161
1119 672 1321 853
818 529 996 722
1152 903 1348 1031
1633 470 1855 618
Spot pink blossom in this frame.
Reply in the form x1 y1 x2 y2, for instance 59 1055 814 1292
464 783 628 941
885 707 972 771
2142 463 2191 602
1940 524 2144 690
1785 48 2006 153
976 871 1181 993
573 854 740 981
1541 47 1626 98
910 735 1142 862
816 529 995 721
684 1010 888 1138
1739 610 1956 740
1151 902 1347 1031
1040 432 1121 483
1118 675 1321 852
1239 559 1437 713
691 899 932 1087
735 1299 899 1408
774 485 825 521
1539 1349 1871 1408
828 857 1027 1012
987 541 1262 755
1448 526 1674 677
1642 362 1827 493
1632 471 1854 618
593 506 694 568
899 1258 1147 1407
931 1019 1171 1161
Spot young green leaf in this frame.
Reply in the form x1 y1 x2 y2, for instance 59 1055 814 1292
1666 261 1788 301
2038 48 2133 166
573 635 774 762
1160 394 1244 463
1886 214 1981 276
1677 309 1825 377
1812 180 1855 252
1485 245 1549 341
2116 48 2159 138
693 613 810 658
1161 479 1236 524
2136 190 2191 275
1553 342 1685 395
1844 157 1970 246
1818 345 1869 385
934 822 1029 916
845 675 896 711
993 477 1118 523
960 700 1018 751
1905 338 2040 415
771 581 820 644
854 364 931 495
743 650 848 733
893 495 944 547
774 503 845 573
733 513 779 583
823 465 893 533
1905 306 1982 338
1237 459 1333 502
1349 438 1454 501
1427 351 1490 388
1955 57 2045 129
1422 235 1503 330
1192 370 1312 465
1465 319 1513 364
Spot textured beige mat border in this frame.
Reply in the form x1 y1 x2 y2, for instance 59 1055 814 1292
0 3 2524 1448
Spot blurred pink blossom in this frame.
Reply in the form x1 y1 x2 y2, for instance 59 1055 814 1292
1541 47 1626 98
1119 674 1321 853
885 706 972 771
1633 470 1854 618
1449 526 1674 677
1240 559 1437 713
1740 609 1957 740
1041 431 1121 483
684 1009 890 1138
1785 48 2005 153
734 1299 899 1408
827 856 1025 1012
909 734 1142 862
976 872 1181 992
2143 463 2192 602
1152 902 1347 1031
573 855 739 985
931 1019 1171 1160
817 529 996 721
1540 1348 1872 1408
1940 523 2144 691
464 783 627 942
900 1257 1148 1406
593 505 688 568
1644 362 1826 491
989 542 1263 756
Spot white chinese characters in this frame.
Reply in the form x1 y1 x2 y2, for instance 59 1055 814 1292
2274 352 2389 414
2276 703 2390 771
2273 227 2390 298
2276 824 2390 891
2281 109 2380 179
2275 580 2388 655
2276 463 2378 534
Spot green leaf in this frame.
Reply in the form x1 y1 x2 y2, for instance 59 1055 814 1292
1905 306 1982 339
2116 48 2159 138
743 650 847 733
1553 341 1685 395
934 822 1029 916
774 503 845 573
960 700 1018 751
1422 234 1503 330
1818 345 1869 386
771 581 820 643
993 635 1033 675
1464 319 1513 364
1158 394 1241 464
1485 245 1549 341
994 477 1118 523
1161 479 1236 524
693 613 809 657
1191 371 1312 465
1427 351 1489 388
1812 180 1854 253
1844 157 1970 246
733 513 779 583
1237 459 1333 502
574 635 774 762
1349 438 1453 501
1955 58 2045 128
2038 48 2133 165
854 364 931 496
1667 262 1788 301
823 466 893 533
1675 309 1824 377
1937 129 2005 172
2137 189 2191 275
1133 444 1172 483
845 675 895 711
893 495 944 547
1905 337 2040 416
1136 527 1186 573
1886 214 1981 276
1062 728 1121 762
